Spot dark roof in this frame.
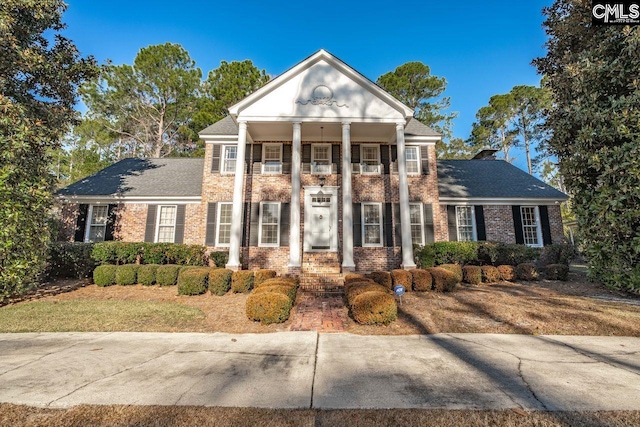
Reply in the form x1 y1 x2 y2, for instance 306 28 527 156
437 160 568 200
199 116 238 136
57 158 204 197
404 118 440 137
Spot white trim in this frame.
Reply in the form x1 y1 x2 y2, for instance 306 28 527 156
303 187 339 252
438 198 568 205
221 144 238 174
404 136 439 144
155 205 178 243
201 135 239 142
405 146 421 175
215 202 233 247
455 205 477 242
361 202 384 248
520 206 544 248
261 143 283 174
58 196 200 204
409 202 425 246
258 201 281 247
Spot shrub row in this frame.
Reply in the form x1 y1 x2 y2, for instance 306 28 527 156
345 278 397 325
367 268 458 293
47 242 96 279
460 263 550 285
91 242 229 267
246 276 298 324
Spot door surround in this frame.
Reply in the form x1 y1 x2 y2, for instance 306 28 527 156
303 186 339 252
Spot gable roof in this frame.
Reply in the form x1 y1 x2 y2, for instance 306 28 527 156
404 118 440 137
199 116 238 136
437 160 568 200
57 158 204 198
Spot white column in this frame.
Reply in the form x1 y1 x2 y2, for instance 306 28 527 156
396 122 417 269
226 121 248 270
341 121 355 270
288 122 301 268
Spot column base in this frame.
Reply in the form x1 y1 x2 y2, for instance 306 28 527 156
225 263 242 271
341 264 356 273
401 263 417 270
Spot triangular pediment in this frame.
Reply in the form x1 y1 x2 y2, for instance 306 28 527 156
229 50 413 123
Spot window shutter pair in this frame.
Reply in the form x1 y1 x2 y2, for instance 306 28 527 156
205 202 250 247
351 145 360 164
447 205 486 242
380 145 390 174
104 204 118 241
512 205 552 245
211 144 251 173
247 202 290 247
144 205 185 243
420 146 430 175
75 204 118 242
282 146 292 174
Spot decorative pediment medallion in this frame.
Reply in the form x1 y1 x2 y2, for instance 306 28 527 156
296 85 348 108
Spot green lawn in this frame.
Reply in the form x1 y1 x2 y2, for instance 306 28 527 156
0 300 207 333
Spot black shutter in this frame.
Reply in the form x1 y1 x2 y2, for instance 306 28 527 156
424 203 435 243
391 145 398 162
474 205 486 241
393 203 402 247
105 204 118 241
144 205 157 242
280 203 290 246
211 145 221 173
245 143 252 173
74 204 88 242
351 145 360 164
353 203 362 247
384 203 394 247
447 205 458 242
539 205 552 245
205 202 217 246
253 143 262 170
421 146 430 175
381 145 390 174
282 145 292 174
302 144 311 164
512 205 524 244
249 202 260 246
242 202 249 247
332 144 341 174
174 205 186 244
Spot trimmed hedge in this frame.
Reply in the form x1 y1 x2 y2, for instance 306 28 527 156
177 267 210 295
91 242 210 266
256 277 299 288
497 265 516 281
463 265 482 286
344 279 377 293
516 263 538 281
253 284 297 301
391 269 412 292
47 242 95 279
545 264 569 281
414 242 541 267
93 265 116 287
209 268 233 295
370 271 392 289
429 267 458 292
439 264 463 283
254 269 277 286
410 269 432 292
246 292 293 325
156 264 182 286
481 265 501 283
115 264 139 285
231 271 254 293
138 264 159 286
539 244 575 266
414 244 435 268
346 282 389 306
344 273 367 284
351 291 397 325
208 251 229 268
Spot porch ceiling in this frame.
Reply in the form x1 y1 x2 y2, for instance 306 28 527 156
247 122 396 143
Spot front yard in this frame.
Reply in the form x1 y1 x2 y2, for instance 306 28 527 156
2 272 640 336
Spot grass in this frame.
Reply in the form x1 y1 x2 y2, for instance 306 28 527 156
0 300 206 333
1 404 640 427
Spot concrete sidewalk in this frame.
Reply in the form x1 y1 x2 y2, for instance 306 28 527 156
1 332 639 410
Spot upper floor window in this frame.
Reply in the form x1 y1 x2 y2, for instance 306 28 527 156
521 206 542 247
361 144 381 174
405 146 420 175
312 144 332 174
262 143 283 174
222 145 237 173
86 205 108 242
456 206 477 242
156 205 177 243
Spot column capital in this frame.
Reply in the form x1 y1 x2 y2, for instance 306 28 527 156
342 121 351 127
238 120 248 128
292 121 302 128
395 122 405 130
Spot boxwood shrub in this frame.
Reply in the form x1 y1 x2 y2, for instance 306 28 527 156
344 273 367 284
93 265 116 287
208 251 228 268
351 291 397 325
254 269 277 286
481 265 501 283
369 271 392 289
115 264 139 285
156 264 181 286
410 269 432 291
246 292 293 324
545 264 569 281
497 265 516 281
253 284 297 301
177 268 210 295
428 267 458 292
516 263 538 281
439 264 463 283
231 270 254 293
209 268 233 296
138 264 159 286
346 282 389 307
462 265 482 286
391 269 412 292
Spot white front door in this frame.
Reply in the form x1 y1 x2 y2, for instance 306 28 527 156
310 204 332 250
304 187 338 252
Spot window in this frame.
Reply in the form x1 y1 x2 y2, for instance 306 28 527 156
521 206 542 247
259 202 280 246
262 143 282 174
456 206 476 242
222 145 237 173
85 205 108 242
405 146 420 174
312 144 331 174
216 203 233 246
361 144 381 174
362 203 383 247
156 205 177 243
409 203 424 245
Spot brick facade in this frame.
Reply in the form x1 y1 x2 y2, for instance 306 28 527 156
483 205 517 244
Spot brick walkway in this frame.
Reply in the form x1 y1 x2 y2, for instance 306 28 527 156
289 294 346 332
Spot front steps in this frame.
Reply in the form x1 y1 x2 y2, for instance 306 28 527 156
299 252 344 295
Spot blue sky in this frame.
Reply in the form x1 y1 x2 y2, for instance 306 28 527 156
62 0 551 173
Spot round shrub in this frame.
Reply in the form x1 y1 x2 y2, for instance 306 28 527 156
254 269 277 286
545 264 569 281
439 264 463 283
138 264 159 286
209 268 233 296
344 273 367 284
369 271 392 289
410 269 433 292
115 264 139 286
351 291 397 325
428 267 458 292
497 265 516 281
246 291 293 324
343 279 377 293
256 278 299 289
232 270 254 293
462 265 482 286
481 265 501 283
156 264 181 286
177 267 210 295
253 284 297 301
93 265 116 287
391 269 412 292
345 283 389 306
516 263 538 281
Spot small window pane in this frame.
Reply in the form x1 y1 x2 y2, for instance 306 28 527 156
157 206 176 243
217 203 233 245
223 146 237 172
410 204 423 244
406 147 420 174
260 203 279 245
363 204 382 245
521 207 540 246
89 226 105 242
91 206 108 225
456 206 475 242
313 146 330 163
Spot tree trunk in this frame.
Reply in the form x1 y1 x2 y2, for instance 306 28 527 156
155 110 164 158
